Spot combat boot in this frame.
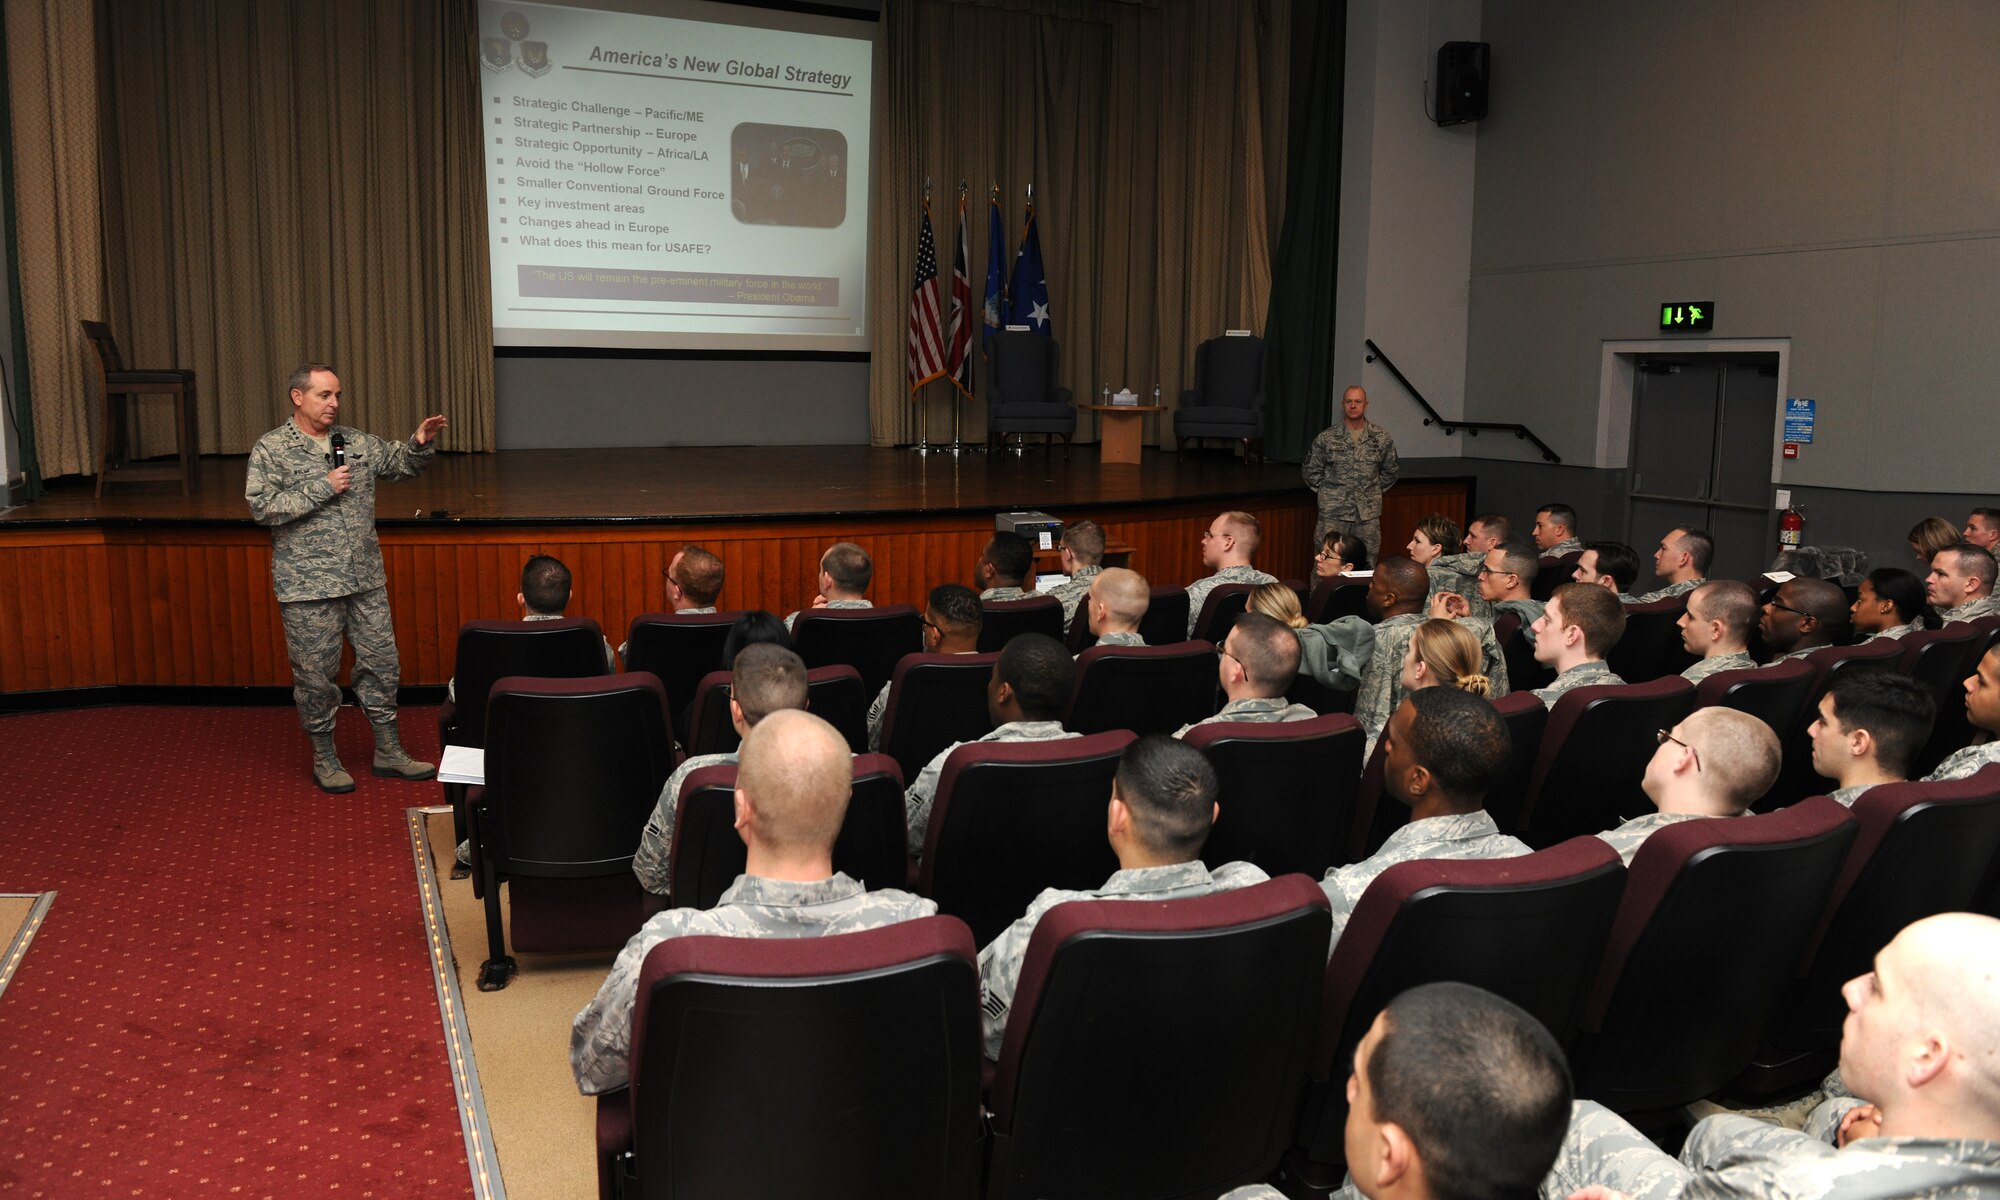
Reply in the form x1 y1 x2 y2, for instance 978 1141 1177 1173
371 721 437 780
311 733 356 794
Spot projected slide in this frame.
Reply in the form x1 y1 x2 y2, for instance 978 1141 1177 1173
479 0 875 351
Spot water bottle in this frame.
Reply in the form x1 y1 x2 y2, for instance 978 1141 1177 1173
1152 383 1161 408
1102 384 1110 406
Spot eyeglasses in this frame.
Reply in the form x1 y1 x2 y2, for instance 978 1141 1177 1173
1767 599 1813 621
920 617 940 634
1476 567 1516 580
1655 728 1701 771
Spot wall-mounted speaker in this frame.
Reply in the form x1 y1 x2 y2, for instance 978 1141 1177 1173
1434 41 1489 126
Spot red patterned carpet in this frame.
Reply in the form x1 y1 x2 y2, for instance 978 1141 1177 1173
0 706 470 1198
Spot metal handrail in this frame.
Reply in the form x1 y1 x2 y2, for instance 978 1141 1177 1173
1364 339 1561 464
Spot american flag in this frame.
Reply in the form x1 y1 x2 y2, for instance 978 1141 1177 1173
945 191 974 396
907 203 946 390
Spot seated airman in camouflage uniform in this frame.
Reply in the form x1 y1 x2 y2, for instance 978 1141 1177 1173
1321 688 1531 953
866 583 982 751
903 634 1080 856
632 644 810 898
975 735 1267 1059
1533 504 1585 558
783 542 874 631
1925 645 2000 783
1806 672 1935 807
1678 580 1759 685
245 363 444 792
1038 519 1107 627
1541 913 2000 1199
1925 543 1998 625
1175 612 1318 736
1595 707 1779 867
1849 568 1927 645
1222 983 1573 1200
1186 511 1278 638
1760 577 1848 664
1352 558 1435 747
1634 526 1713 604
1573 541 1644 604
1530 584 1628 708
975 531 1036 602
1082 567 1149 649
571 710 936 1095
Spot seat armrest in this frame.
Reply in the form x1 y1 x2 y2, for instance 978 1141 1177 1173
1054 386 1074 405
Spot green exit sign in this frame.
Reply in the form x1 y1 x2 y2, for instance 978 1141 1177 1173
1659 301 1714 332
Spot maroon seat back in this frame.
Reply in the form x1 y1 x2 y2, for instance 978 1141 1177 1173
1899 626 1983 777
1484 691 1553 836
1494 611 1555 693
1288 840 1624 1185
1191 583 1258 644
978 596 1064 653
621 610 744 741
1768 768 2000 1056
1305 577 1369 625
473 672 673 988
986 877 1331 1200
1520 677 1696 847
1065 642 1220 736
792 605 923 696
1572 799 1857 1114
600 916 983 1200
668 755 911 910
683 664 869 755
877 652 1000 780
1605 597 1697 684
916 731 1133 946
441 617 611 750
1183 714 1366 877
1137 585 1191 649
1531 552 1580 602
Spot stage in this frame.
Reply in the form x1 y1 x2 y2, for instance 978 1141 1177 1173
0 447 1470 696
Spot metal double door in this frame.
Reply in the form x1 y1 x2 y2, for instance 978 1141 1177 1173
1628 354 1780 585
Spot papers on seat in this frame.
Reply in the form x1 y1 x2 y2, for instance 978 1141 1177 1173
438 745 485 786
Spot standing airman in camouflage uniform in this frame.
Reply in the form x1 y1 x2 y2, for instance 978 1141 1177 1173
977 736 1268 1058
245 364 444 792
572 711 937 1095
1540 914 2000 1199
1303 385 1399 563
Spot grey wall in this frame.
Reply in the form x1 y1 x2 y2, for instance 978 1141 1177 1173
1461 1 2000 499
494 356 870 448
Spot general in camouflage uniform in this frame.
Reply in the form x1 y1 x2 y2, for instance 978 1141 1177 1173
976 860 1268 1058
1174 694 1319 737
569 872 937 1093
245 364 444 792
1320 810 1531 949
1681 650 1757 685
904 720 1081 854
1541 1098 2000 1200
1303 387 1399 563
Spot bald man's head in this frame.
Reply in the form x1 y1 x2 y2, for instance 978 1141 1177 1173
1091 567 1150 629
1840 913 2000 1133
736 710 854 853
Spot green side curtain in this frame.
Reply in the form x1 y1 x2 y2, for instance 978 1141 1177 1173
1261 0 1344 464
0 6 39 497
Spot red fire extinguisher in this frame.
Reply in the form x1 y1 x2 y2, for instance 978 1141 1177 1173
1779 505 1805 551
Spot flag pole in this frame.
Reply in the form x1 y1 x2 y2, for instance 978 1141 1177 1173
912 177 933 455
947 179 969 456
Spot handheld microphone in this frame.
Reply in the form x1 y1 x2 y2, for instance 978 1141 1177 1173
330 432 346 470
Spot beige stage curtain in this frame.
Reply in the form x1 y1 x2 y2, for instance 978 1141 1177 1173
6 0 104 480
870 0 1288 448
96 0 495 459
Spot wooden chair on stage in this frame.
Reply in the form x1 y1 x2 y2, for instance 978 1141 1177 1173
82 320 198 497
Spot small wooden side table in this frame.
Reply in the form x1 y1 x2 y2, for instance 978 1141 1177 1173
1082 404 1164 465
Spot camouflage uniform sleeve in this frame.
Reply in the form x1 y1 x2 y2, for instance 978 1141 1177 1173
1479 620 1510 695
1539 1100 1690 1200
1376 430 1400 492
1679 1113 1841 1173
630 762 693 895
976 892 1063 1059
1318 864 1375 954
571 912 693 1094
1353 625 1408 741
245 434 335 527
360 429 436 483
866 680 890 752
1303 431 1329 489
905 742 959 855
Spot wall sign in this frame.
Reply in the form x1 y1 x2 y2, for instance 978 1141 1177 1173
1658 301 1714 332
1783 398 1815 444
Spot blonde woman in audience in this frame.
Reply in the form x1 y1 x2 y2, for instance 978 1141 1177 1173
1908 516 1960 568
1401 618 1492 700
1248 581 1373 697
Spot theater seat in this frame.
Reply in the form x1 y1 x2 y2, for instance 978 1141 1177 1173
1305 577 1369 625
1518 677 1696 848
1182 714 1365 877
621 610 742 741
876 652 1000 781
1899 626 1983 777
978 596 1064 652
1276 839 1625 1192
1569 798 1856 1116
1065 642 1220 736
1605 596 1697 684
596 916 983 1200
1693 658 1816 806
1137 586 1192 649
1190 583 1256 644
1494 611 1555 694
792 605 923 697
682 664 869 755
1532 553 1580 602
915 730 1133 945
985 877 1329 1200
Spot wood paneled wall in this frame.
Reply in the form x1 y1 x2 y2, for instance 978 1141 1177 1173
0 480 1468 694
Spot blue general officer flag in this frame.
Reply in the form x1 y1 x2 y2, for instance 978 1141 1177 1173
982 195 1006 349
1007 196 1051 335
